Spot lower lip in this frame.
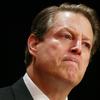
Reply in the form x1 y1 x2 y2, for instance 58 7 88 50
64 60 78 68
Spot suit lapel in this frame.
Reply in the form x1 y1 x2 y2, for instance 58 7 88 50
12 78 33 100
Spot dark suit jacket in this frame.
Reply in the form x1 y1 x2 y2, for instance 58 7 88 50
0 78 33 100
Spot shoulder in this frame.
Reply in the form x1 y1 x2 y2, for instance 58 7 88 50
0 78 24 100
0 78 25 100
0 78 33 100
0 86 14 100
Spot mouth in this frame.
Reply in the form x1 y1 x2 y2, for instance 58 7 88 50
62 57 79 67
63 57 79 63
62 56 80 75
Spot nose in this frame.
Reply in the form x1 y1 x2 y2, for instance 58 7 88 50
70 40 82 55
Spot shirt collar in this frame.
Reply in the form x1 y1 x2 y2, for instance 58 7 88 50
23 73 68 100
23 73 49 100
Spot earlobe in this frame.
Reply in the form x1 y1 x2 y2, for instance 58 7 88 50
27 34 39 56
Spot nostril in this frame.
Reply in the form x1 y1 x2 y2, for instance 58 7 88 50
71 46 82 55
70 40 82 55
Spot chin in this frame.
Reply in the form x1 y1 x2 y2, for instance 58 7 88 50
63 73 82 87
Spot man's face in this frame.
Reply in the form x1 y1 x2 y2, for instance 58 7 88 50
34 12 93 86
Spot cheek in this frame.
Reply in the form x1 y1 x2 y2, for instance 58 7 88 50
83 52 90 65
81 53 90 74
43 39 65 59
36 39 65 67
34 40 65 75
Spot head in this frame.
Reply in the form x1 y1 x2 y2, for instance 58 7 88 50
25 3 100 87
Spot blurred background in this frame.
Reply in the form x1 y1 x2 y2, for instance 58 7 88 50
1 0 100 100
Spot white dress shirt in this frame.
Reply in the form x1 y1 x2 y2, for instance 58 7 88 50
23 73 68 100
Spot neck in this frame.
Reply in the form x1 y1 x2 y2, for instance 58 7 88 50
27 63 73 100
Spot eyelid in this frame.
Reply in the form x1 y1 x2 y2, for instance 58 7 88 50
57 30 71 36
61 30 72 36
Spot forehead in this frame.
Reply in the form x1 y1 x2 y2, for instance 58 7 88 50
46 11 93 41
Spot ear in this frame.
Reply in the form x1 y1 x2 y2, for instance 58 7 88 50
27 34 39 57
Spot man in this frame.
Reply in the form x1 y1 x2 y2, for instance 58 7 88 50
0 3 100 100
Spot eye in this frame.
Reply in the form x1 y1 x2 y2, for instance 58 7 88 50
55 30 73 40
82 42 91 49
64 34 72 40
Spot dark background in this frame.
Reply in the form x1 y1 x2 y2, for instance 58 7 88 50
1 0 100 100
